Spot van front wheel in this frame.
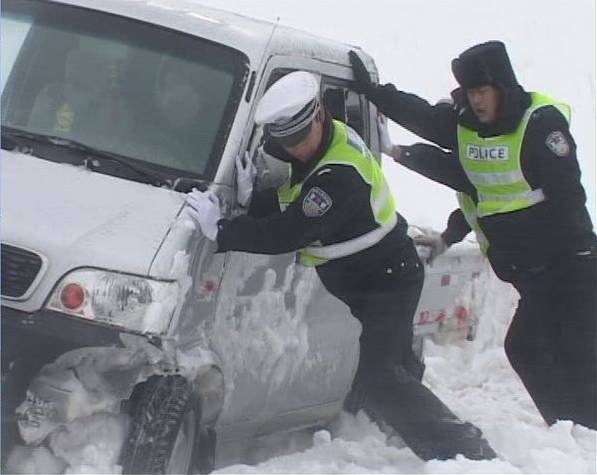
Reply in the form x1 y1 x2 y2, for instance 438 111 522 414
120 375 199 475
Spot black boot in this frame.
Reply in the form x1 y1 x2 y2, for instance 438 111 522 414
346 361 497 461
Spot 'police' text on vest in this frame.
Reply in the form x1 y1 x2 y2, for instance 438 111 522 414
466 144 509 161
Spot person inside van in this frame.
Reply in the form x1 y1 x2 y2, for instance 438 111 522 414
184 70 497 461
28 47 114 140
131 57 218 172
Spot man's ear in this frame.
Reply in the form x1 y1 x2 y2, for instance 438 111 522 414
450 88 465 107
315 106 325 123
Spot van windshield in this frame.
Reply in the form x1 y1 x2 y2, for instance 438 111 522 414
1 0 248 181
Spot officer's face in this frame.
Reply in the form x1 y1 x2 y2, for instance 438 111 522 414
466 85 500 123
281 115 324 162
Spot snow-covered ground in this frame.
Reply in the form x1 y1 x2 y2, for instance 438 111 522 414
211 273 596 474
7 271 596 474
4 0 596 473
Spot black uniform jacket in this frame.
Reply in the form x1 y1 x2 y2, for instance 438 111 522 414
369 83 596 278
217 116 411 291
397 143 473 247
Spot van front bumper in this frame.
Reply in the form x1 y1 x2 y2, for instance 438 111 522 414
1 306 131 457
1 306 128 366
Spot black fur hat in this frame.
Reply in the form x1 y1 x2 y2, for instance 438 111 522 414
451 41 518 89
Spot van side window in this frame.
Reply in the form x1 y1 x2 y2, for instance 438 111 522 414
266 69 295 89
345 90 366 139
323 88 346 123
322 83 369 144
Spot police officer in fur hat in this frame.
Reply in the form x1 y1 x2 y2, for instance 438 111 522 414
185 70 496 460
350 40 597 430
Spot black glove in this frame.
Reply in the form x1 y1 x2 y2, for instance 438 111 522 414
349 50 374 95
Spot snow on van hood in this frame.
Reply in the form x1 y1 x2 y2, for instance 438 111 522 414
1 151 185 308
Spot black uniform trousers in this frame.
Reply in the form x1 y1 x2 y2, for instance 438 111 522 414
506 251 597 429
318 241 495 460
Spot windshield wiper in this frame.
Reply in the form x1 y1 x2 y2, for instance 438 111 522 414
1 126 170 188
172 177 213 193
1 126 29 151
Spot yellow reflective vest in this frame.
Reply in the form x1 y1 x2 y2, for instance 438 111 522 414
456 192 489 256
457 92 571 218
277 120 397 266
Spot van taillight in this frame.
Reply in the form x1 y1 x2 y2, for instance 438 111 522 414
60 283 85 310
454 305 469 323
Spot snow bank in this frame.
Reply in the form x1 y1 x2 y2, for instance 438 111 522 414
214 272 596 474
49 414 129 475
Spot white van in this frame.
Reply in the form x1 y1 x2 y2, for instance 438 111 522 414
1 1 487 473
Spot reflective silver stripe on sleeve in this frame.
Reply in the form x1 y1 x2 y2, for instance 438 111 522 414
477 234 489 246
479 188 546 204
465 169 527 186
304 213 397 260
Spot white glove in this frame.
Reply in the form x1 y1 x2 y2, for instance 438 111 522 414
235 152 257 207
414 234 449 263
377 115 394 156
185 189 221 241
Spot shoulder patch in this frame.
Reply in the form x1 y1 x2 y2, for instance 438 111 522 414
302 187 332 217
545 131 570 157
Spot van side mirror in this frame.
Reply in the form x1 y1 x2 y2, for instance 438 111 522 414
254 149 289 190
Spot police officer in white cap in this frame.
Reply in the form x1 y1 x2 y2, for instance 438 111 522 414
186 71 496 461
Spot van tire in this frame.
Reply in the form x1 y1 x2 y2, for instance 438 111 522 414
120 375 201 474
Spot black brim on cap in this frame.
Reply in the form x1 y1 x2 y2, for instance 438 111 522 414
269 121 314 147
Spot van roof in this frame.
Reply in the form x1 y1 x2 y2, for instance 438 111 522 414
46 0 378 76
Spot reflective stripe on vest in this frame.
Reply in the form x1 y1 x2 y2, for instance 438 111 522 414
457 92 571 217
277 120 397 266
456 192 489 256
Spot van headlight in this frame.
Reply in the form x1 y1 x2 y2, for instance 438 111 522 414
46 269 178 334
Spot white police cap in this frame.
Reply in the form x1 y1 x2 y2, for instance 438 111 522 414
255 71 320 145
